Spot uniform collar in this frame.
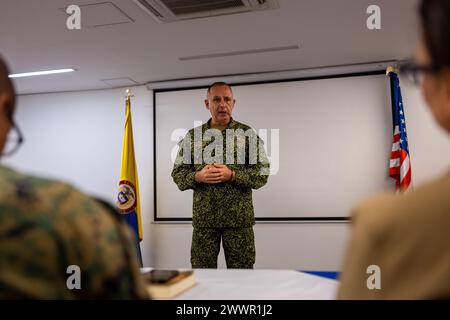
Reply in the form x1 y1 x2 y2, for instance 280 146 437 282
206 117 236 130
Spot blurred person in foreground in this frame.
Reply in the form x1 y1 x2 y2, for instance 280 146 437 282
338 0 450 299
0 55 148 299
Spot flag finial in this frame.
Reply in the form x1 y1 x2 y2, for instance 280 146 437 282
125 89 134 100
386 65 398 75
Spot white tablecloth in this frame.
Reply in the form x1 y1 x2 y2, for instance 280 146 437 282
142 268 338 300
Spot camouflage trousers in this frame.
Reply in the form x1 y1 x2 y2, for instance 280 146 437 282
191 227 255 269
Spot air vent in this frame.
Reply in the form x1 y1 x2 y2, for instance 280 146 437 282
133 0 279 23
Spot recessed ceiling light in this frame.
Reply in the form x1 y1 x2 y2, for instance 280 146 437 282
8 68 76 78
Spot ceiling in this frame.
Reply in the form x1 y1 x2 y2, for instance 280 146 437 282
0 0 420 95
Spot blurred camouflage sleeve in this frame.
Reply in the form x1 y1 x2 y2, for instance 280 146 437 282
57 189 149 299
171 132 197 191
0 173 149 299
234 135 270 190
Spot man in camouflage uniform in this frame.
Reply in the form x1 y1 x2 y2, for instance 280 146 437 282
0 56 148 299
172 82 269 269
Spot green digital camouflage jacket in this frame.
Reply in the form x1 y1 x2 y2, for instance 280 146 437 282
0 166 149 299
171 118 270 228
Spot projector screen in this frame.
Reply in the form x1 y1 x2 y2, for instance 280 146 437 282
154 73 395 221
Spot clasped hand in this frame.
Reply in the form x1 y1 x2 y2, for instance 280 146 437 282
195 164 233 184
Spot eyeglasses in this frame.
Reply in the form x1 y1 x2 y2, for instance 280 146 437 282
2 121 24 157
398 61 440 86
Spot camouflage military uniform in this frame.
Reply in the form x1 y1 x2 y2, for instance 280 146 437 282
0 166 149 299
172 118 269 268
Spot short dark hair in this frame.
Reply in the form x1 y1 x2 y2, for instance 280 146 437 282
420 0 450 69
207 81 232 95
0 55 16 118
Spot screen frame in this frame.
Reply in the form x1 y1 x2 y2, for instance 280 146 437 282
153 70 387 223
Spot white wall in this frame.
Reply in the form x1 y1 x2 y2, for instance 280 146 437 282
5 86 155 266
6 79 450 271
152 223 350 270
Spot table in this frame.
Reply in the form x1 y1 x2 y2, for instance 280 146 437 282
143 268 338 300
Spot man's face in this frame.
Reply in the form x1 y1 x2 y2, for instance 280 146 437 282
205 85 235 126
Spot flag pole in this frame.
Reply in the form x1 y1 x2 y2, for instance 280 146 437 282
119 88 143 266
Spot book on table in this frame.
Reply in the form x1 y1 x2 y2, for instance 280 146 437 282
143 269 196 299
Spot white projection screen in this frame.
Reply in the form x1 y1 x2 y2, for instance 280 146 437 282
154 73 395 222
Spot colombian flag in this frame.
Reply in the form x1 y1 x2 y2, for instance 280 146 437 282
117 93 143 265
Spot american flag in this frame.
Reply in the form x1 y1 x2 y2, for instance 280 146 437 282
389 72 412 192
